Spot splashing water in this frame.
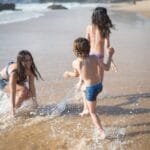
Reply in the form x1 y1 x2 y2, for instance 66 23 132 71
30 86 78 118
50 87 77 117
0 90 11 114
30 85 110 118
0 85 79 131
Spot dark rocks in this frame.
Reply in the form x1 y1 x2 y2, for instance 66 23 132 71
0 3 15 11
48 4 67 10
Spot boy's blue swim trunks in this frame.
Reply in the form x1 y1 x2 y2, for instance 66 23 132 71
85 82 103 101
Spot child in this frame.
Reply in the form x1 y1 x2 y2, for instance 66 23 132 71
0 50 42 116
78 7 118 116
64 37 114 139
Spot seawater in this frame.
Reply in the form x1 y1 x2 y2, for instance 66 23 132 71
0 2 110 24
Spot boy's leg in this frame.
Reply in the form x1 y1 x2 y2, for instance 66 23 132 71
79 92 89 116
76 76 89 115
86 100 105 139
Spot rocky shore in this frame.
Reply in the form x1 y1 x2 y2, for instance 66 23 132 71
0 3 15 11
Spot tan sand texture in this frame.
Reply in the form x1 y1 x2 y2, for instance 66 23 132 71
111 0 150 18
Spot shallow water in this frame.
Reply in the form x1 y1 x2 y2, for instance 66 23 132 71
0 5 150 150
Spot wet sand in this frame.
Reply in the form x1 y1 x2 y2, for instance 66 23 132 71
0 6 150 150
111 0 150 18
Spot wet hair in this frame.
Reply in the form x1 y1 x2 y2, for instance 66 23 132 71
73 37 90 58
95 7 107 14
17 50 42 81
92 7 114 38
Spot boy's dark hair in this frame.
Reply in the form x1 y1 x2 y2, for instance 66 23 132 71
92 7 114 38
73 37 90 58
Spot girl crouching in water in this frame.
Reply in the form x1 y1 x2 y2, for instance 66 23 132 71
0 50 42 116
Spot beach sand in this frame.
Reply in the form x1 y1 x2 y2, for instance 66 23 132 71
0 5 150 150
111 0 150 18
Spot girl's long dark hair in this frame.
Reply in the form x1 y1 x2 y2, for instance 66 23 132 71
92 7 114 38
17 50 43 82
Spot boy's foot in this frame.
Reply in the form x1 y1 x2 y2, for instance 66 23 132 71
99 130 106 140
79 110 89 117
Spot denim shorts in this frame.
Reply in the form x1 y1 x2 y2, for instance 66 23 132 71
0 75 8 90
85 82 103 101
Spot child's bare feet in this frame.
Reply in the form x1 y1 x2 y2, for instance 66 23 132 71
98 129 106 140
79 109 89 116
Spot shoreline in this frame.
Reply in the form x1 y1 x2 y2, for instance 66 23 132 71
111 0 150 18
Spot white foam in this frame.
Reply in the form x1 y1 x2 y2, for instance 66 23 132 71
0 90 11 114
16 3 51 11
0 10 44 24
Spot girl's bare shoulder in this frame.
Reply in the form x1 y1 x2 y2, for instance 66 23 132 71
9 63 17 73
86 24 92 31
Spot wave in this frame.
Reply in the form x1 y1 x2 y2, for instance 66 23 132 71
0 2 110 24
0 10 44 24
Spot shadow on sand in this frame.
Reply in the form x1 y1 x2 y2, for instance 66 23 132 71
29 92 150 117
109 92 150 107
62 92 150 116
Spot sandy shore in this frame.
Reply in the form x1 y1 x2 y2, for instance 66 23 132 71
111 0 150 18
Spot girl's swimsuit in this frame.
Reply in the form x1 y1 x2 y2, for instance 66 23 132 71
90 52 104 59
0 62 27 90
0 75 8 90
0 62 13 90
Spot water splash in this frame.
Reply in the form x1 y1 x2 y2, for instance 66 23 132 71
30 86 77 118
0 90 11 114
106 127 126 150
50 87 76 117
30 85 110 119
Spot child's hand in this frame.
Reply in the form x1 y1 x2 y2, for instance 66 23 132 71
111 62 118 73
108 47 114 56
63 71 70 78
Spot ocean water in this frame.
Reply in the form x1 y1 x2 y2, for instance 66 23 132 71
0 2 110 24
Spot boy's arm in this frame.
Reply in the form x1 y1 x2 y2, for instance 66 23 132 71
64 60 79 78
64 69 79 78
99 47 114 71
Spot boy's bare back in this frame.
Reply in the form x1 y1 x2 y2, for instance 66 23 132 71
73 55 102 86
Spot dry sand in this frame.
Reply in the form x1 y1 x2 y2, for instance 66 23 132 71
111 0 150 18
